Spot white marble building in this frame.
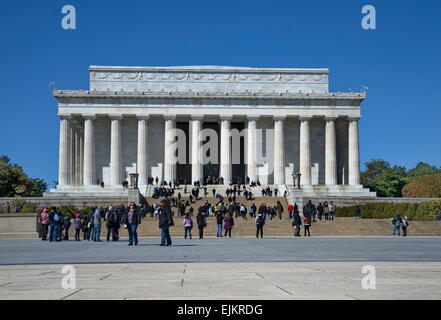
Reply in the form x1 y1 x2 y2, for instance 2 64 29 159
49 65 375 197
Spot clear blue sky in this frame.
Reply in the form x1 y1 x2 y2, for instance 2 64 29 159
0 0 440 188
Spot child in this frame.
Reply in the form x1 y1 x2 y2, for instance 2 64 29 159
183 214 193 239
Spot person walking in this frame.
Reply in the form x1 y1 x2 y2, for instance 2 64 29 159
74 213 82 241
40 208 49 241
159 199 173 246
392 215 402 236
292 211 302 237
255 213 265 238
304 214 311 237
287 204 294 219
196 210 207 239
223 213 234 238
317 203 324 221
105 206 119 241
276 201 284 220
216 211 224 238
401 216 409 237
92 207 102 242
183 214 193 239
125 202 142 246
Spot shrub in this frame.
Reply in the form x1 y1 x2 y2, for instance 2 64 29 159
402 175 441 198
335 201 441 221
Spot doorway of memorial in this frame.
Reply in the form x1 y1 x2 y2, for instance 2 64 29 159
202 122 220 184
176 122 191 184
231 122 246 184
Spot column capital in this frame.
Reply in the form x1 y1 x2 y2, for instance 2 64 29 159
137 115 150 121
299 116 313 122
347 116 361 122
191 115 204 121
82 114 96 120
273 116 286 121
164 114 176 121
220 115 233 121
324 116 338 122
247 115 260 121
109 115 123 121
58 114 73 120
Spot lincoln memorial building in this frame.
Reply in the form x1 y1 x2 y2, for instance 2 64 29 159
48 65 375 198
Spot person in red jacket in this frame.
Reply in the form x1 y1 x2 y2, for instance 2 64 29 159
288 204 294 219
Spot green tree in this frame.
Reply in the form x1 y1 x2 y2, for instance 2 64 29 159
0 155 47 197
361 160 408 197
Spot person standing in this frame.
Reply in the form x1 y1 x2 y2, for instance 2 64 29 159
255 213 265 238
401 216 409 237
303 214 311 237
74 213 82 241
48 207 61 242
4 202 11 214
223 213 234 238
216 211 224 238
125 202 141 246
323 201 329 220
183 214 193 239
392 215 402 236
159 199 173 246
355 207 362 219
317 203 324 221
92 207 102 242
287 204 294 219
40 208 49 241
105 206 117 241
196 210 207 239
329 201 336 221
63 216 71 240
292 211 302 237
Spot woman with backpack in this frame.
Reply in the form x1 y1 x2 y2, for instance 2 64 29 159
196 209 207 239
223 213 234 238
183 214 193 239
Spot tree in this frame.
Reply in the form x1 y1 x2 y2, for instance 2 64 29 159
0 155 47 197
402 175 441 198
361 160 409 197
408 162 441 178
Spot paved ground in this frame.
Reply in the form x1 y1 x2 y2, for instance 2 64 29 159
1 237 441 265
1 237 441 300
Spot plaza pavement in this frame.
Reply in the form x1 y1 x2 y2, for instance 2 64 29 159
1 237 441 300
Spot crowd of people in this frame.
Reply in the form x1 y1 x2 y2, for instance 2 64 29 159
35 194 413 244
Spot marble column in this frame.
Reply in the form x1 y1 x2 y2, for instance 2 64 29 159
137 116 149 187
273 116 285 185
164 115 176 183
78 132 84 186
110 115 123 187
325 117 337 186
247 116 259 183
58 115 71 187
191 116 203 184
74 129 81 186
299 117 312 186
83 115 96 187
348 117 361 185
220 115 232 185
68 125 75 186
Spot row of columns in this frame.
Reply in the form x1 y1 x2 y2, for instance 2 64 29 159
58 115 361 188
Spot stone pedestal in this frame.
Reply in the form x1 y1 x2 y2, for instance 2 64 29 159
290 189 304 216
128 189 142 206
